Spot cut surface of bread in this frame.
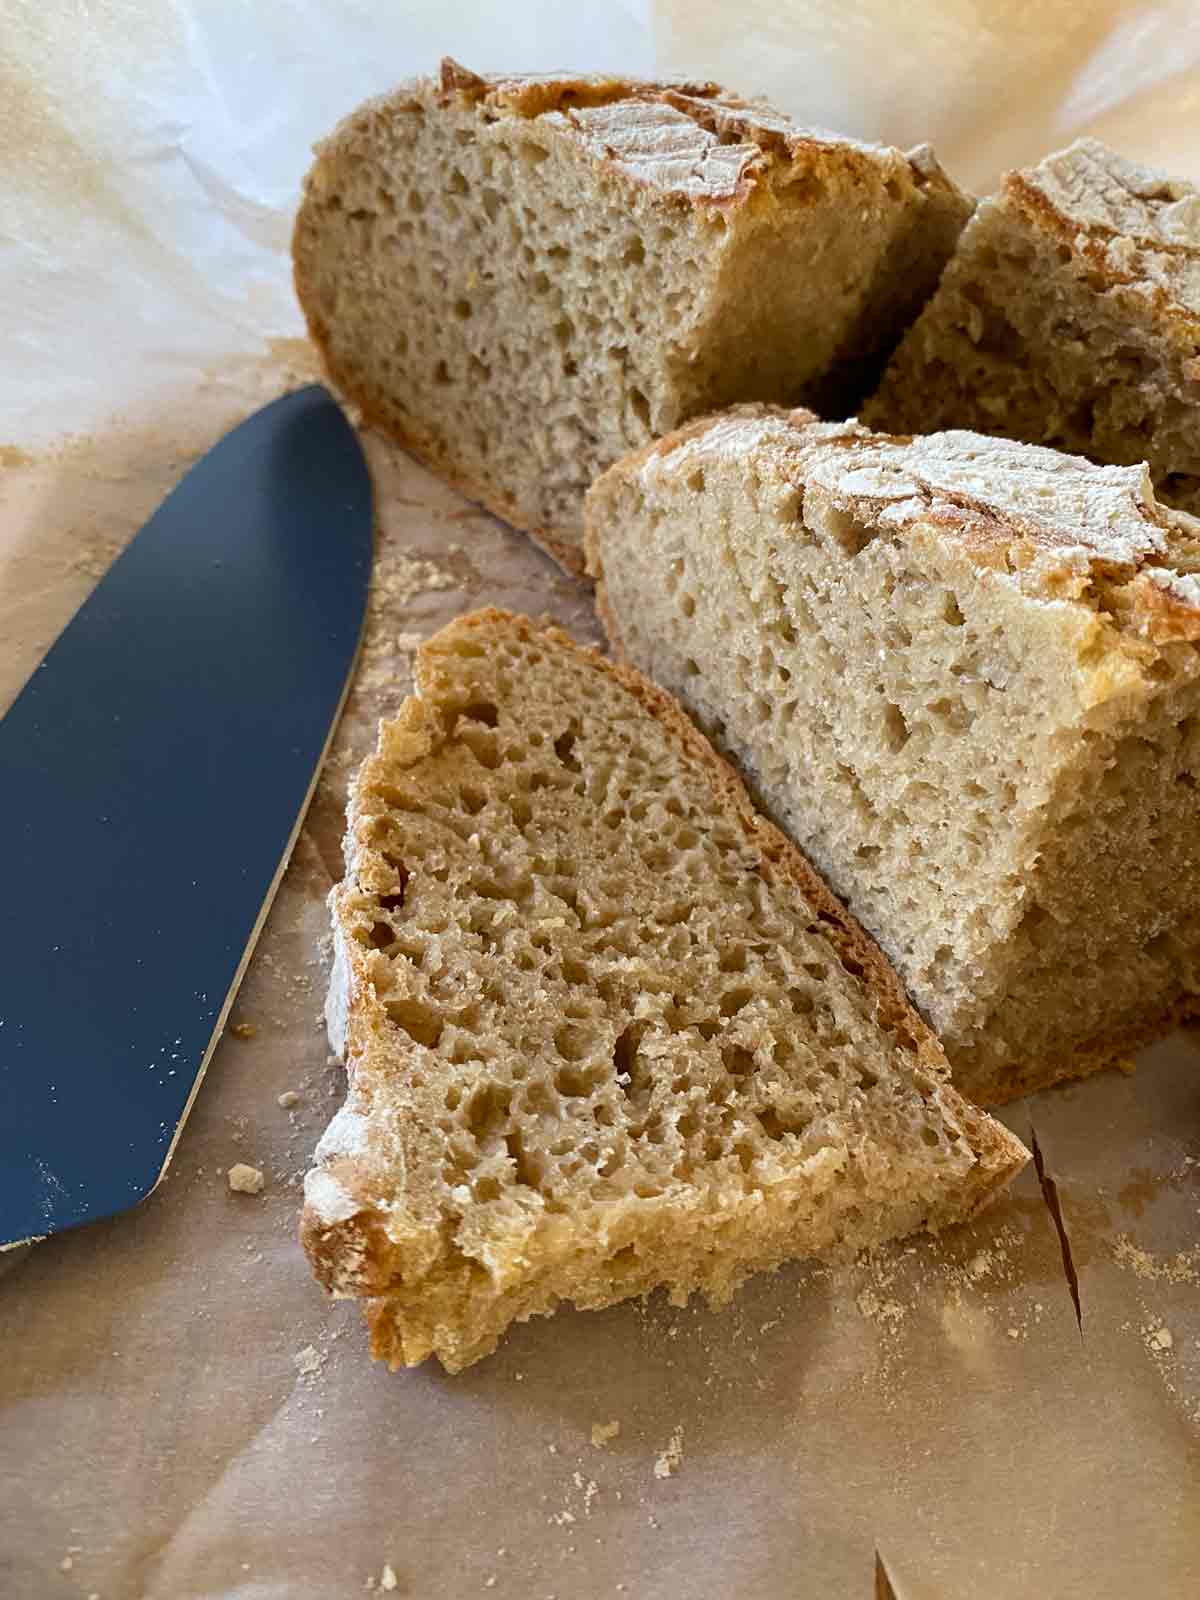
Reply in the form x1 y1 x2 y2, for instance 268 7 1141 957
302 609 1025 1371
865 138 1200 516
293 57 971 572
586 407 1200 1105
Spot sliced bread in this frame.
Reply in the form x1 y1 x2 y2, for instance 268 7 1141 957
865 138 1200 515
585 407 1200 1105
302 608 1025 1371
293 58 971 573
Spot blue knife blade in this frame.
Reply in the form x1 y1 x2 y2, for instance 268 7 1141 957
0 385 372 1246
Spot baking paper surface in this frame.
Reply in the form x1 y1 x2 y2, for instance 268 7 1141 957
2 4 1199 1596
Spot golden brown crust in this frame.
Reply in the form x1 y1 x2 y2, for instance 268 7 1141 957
585 403 1200 637
1004 150 1200 337
299 1158 403 1297
436 57 724 120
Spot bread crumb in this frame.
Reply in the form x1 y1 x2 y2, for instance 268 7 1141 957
855 1287 906 1326
591 1420 620 1449
380 1564 399 1591
572 1471 599 1515
1152 1326 1174 1350
294 1344 324 1377
1113 1233 1199 1284
1115 1057 1138 1076
230 1022 258 1041
227 1163 265 1194
967 1250 993 1280
653 1425 684 1479
485 1579 496 1589
277 1090 302 1108
60 1556 74 1572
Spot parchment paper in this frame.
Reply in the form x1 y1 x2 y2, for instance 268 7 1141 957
2 5 1199 1596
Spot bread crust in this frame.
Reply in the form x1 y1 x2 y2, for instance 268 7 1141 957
1004 138 1200 333
585 402 1200 633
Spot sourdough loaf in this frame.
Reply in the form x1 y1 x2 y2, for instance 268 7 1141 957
293 58 971 573
302 609 1025 1370
865 138 1200 515
586 407 1200 1104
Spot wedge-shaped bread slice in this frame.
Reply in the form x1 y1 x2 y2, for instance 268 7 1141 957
302 609 1025 1371
293 57 971 573
865 138 1200 515
586 408 1200 1105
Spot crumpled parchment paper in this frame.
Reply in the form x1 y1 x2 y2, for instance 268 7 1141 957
1 5 1198 1596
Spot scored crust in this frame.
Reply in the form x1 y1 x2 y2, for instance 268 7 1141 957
586 402 1200 630
1005 138 1200 330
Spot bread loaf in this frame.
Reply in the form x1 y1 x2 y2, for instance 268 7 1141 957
865 138 1200 516
586 406 1200 1104
302 608 1025 1370
293 58 971 573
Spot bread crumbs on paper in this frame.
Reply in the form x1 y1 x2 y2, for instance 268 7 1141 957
229 1021 258 1040
380 1564 399 1591
855 1287 906 1327
227 1163 265 1194
293 1344 324 1377
654 1425 684 1479
277 1090 302 1108
572 1471 599 1516
1112 1233 1200 1284
591 1419 620 1449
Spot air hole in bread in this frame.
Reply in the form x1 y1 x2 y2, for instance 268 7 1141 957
883 701 910 752
385 997 444 1049
721 1043 756 1077
554 728 581 771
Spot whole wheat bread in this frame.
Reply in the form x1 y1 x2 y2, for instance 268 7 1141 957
865 138 1200 516
586 407 1200 1105
293 58 971 573
302 609 1025 1371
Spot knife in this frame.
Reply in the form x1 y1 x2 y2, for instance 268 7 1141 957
0 385 372 1247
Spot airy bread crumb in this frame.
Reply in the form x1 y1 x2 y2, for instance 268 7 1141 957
301 609 1024 1370
586 405 1200 1102
293 58 970 569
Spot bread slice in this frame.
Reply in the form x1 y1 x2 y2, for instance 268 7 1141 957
293 57 971 574
865 138 1200 516
585 407 1200 1105
302 608 1025 1371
